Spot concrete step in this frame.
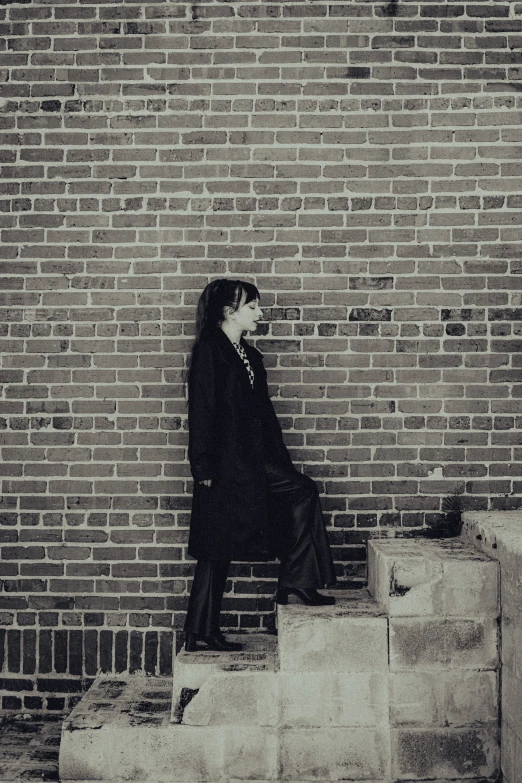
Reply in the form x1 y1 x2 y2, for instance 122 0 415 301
368 537 499 618
59 540 501 783
59 673 280 783
368 538 499 672
175 598 389 779
276 590 390 781
173 632 277 692
173 633 278 727
280 727 387 781
368 537 500 782
277 588 388 673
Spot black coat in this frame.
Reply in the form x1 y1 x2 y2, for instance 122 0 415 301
187 327 293 561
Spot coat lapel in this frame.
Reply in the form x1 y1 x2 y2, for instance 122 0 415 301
212 328 254 397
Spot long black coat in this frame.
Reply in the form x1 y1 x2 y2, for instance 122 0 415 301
187 327 293 561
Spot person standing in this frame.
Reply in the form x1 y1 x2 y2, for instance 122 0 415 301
184 279 336 652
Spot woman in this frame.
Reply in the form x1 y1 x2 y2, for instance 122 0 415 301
184 279 336 652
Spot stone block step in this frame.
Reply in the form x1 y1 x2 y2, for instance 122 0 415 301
368 538 499 618
59 540 501 783
59 674 279 782
172 632 277 723
59 674 386 781
181 669 388 730
280 727 387 780
368 538 499 673
389 616 499 671
181 670 279 727
390 669 498 727
279 671 388 728
391 727 499 780
173 632 276 691
277 588 388 673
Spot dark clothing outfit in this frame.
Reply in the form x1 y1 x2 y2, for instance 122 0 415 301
184 327 336 637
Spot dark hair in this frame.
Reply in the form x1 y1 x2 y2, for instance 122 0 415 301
194 279 260 343
184 278 260 396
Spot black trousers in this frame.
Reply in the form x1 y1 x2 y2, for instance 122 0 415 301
184 460 336 636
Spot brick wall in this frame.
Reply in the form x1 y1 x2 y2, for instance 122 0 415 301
1 0 521 711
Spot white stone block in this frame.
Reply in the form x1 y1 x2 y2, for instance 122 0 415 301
111 725 225 782
436 548 498 618
390 670 497 728
173 651 224 692
222 726 279 780
390 672 445 727
279 672 387 728
172 633 277 722
368 539 498 618
182 671 278 727
462 511 522 562
389 618 499 670
173 633 277 692
61 724 225 783
59 728 111 781
368 540 432 615
280 728 386 780
445 670 498 727
277 591 387 673
391 670 498 729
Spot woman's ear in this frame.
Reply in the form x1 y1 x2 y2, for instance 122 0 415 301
224 306 235 320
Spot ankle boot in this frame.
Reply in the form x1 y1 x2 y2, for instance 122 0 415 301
184 632 201 652
276 587 335 606
184 631 242 652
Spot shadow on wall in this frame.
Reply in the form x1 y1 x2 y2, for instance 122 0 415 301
383 0 399 16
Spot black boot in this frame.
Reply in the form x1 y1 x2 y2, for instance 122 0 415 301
276 587 335 606
185 631 242 652
184 632 201 652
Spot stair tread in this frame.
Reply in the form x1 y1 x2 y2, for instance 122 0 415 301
371 536 495 562
176 632 277 671
64 675 173 730
278 587 384 619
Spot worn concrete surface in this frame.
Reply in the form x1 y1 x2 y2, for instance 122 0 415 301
370 537 500 782
60 594 393 782
58 676 184 782
277 588 388 673
368 538 499 618
57 539 502 783
173 633 277 703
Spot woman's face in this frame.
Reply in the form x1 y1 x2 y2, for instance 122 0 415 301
227 295 263 334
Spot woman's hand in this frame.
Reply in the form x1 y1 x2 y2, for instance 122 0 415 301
199 479 212 487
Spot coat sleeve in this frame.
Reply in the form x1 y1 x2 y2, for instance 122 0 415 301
188 340 218 483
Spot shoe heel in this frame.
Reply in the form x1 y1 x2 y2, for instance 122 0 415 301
185 632 199 652
275 589 289 605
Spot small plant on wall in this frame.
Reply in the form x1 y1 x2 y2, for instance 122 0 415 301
426 484 465 539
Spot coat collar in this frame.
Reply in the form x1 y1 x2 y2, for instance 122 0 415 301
208 327 256 394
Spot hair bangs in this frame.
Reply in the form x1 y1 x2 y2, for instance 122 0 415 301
237 281 260 307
